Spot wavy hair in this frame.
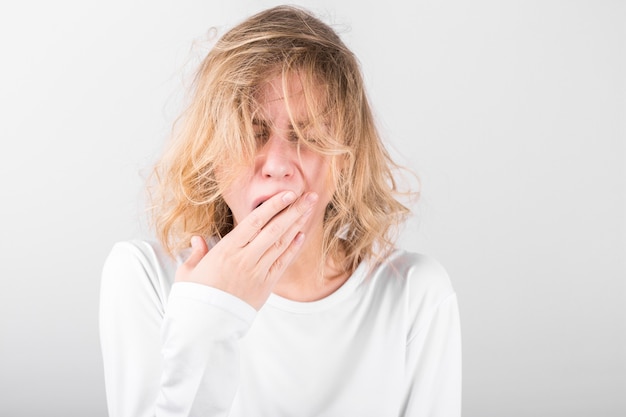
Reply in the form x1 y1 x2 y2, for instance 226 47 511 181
150 5 413 272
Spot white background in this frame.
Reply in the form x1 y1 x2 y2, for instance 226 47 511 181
0 0 624 416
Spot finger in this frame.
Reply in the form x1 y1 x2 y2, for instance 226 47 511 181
184 236 208 269
254 202 314 272
228 190 298 247
266 232 306 285
246 192 318 259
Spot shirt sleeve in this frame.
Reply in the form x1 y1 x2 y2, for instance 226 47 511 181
99 241 256 417
401 292 462 417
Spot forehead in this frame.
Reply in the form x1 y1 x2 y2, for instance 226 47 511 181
258 73 305 102
255 73 323 121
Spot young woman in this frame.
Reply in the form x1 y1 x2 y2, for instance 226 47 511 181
100 5 461 417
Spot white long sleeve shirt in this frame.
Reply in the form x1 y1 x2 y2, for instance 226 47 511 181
99 240 461 417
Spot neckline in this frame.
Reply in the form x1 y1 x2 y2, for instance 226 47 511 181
265 260 368 314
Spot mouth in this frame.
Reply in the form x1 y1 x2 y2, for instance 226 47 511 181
252 190 301 211
252 196 271 211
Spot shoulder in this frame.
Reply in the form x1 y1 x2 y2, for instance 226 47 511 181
364 250 457 334
104 240 180 275
101 240 182 303
371 250 454 299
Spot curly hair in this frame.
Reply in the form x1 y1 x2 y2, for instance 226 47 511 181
150 5 413 273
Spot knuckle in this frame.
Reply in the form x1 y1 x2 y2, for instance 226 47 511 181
273 237 285 251
267 221 284 237
296 199 312 216
295 211 309 225
293 201 307 215
248 213 264 230
272 258 284 272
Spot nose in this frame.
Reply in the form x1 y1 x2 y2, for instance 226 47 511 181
259 134 295 179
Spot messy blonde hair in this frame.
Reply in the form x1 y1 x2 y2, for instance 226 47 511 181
150 5 412 272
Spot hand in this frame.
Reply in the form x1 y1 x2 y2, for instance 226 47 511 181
175 191 319 310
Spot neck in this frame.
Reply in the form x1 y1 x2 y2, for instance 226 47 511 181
272 228 350 302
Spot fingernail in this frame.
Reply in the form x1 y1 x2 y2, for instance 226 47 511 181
305 192 318 205
282 191 296 203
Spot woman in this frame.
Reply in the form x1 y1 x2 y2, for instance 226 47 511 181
100 5 461 417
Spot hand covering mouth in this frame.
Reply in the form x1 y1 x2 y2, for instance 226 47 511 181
252 190 302 211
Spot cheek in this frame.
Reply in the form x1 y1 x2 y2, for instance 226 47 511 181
222 185 247 220
318 156 334 187
215 161 253 200
307 157 335 201
218 172 252 225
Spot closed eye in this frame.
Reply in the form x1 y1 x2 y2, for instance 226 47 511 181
253 121 269 145
255 130 269 143
288 131 300 143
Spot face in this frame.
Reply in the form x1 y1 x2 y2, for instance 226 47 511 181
221 74 334 235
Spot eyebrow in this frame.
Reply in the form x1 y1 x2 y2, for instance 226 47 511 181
251 118 311 130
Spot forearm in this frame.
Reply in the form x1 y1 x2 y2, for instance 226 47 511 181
100 242 256 417
156 283 256 417
402 293 462 416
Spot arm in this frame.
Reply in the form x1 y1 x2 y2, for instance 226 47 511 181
100 191 317 416
401 293 462 416
157 282 255 416
100 242 256 417
99 241 167 417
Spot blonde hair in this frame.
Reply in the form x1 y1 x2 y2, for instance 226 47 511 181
150 5 412 273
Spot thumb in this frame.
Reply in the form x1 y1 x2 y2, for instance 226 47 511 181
184 236 208 269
